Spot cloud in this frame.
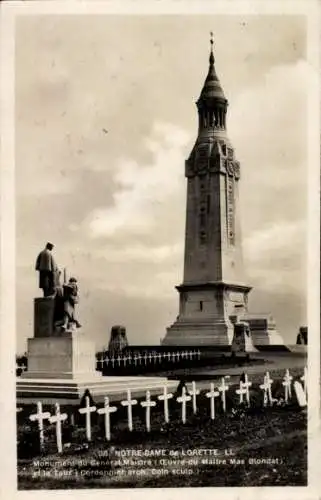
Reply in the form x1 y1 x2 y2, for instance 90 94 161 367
95 242 183 264
84 122 190 238
244 220 305 262
228 60 308 300
244 220 306 294
230 60 308 226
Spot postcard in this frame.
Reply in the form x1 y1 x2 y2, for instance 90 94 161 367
0 1 320 499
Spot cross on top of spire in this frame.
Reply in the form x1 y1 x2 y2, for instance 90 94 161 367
197 31 225 103
209 31 214 64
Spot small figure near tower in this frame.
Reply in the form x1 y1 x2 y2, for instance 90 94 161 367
230 315 255 355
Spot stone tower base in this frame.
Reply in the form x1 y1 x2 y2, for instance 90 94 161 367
162 281 252 347
163 318 233 347
163 313 283 348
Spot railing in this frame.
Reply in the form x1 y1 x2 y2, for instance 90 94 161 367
95 349 202 374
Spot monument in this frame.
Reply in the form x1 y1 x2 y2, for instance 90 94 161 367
17 243 177 404
108 325 129 356
162 37 283 347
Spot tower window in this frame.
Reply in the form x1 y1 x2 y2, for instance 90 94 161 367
200 231 206 243
199 301 203 311
207 195 211 213
199 213 206 226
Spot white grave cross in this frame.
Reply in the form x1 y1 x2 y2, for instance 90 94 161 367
190 381 200 414
236 382 247 404
78 396 97 441
49 403 68 453
140 390 156 432
242 373 252 406
158 385 173 423
176 387 191 424
97 354 104 370
259 372 273 406
29 402 51 450
282 369 293 403
300 367 307 396
294 380 307 407
218 377 229 412
97 396 117 441
206 383 220 420
121 389 137 431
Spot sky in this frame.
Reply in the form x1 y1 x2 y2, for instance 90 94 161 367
15 14 308 353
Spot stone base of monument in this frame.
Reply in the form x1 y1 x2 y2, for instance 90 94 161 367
163 319 256 352
163 317 235 347
17 330 177 405
163 313 283 349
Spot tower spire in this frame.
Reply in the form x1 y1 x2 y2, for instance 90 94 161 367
197 33 225 106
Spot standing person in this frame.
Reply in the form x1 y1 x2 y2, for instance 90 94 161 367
231 315 246 356
35 242 60 297
231 315 254 358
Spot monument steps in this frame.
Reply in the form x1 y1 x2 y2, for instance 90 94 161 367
16 376 178 404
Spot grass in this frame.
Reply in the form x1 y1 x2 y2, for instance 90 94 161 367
17 366 307 489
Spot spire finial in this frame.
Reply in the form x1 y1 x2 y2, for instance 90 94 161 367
209 31 214 64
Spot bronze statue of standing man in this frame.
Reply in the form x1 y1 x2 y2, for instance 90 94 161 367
35 242 60 297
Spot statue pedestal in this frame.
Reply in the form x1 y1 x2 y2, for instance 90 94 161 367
21 331 100 380
34 297 56 337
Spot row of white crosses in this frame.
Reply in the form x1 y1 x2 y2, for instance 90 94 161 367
97 350 201 369
25 367 307 453
29 402 67 453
